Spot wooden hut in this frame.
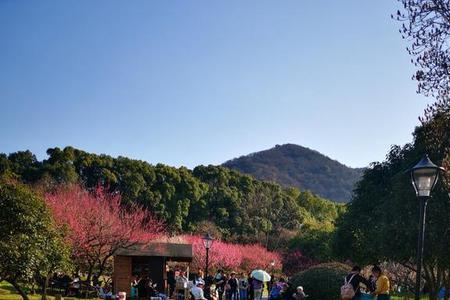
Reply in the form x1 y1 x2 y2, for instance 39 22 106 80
113 242 193 295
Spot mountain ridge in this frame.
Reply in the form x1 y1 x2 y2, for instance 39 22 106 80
222 143 364 202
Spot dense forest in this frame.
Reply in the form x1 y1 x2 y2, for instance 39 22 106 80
223 144 363 202
0 146 343 249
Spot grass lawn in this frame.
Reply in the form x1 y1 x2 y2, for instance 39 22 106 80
0 281 100 300
1 281 432 300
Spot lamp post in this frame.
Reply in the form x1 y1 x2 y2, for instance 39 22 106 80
410 154 444 300
202 233 214 277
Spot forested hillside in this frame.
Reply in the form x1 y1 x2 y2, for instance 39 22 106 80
0 146 343 249
223 144 364 202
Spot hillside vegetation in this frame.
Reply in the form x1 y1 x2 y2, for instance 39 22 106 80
0 146 343 248
223 144 364 202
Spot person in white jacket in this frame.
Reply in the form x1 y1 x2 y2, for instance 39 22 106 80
191 280 207 300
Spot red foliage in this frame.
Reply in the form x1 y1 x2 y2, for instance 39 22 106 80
281 250 316 276
45 185 165 277
182 235 281 272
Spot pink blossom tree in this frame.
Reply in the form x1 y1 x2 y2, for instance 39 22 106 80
45 185 165 280
183 235 281 273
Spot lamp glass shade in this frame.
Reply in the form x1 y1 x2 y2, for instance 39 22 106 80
202 233 214 249
411 155 442 197
412 168 438 197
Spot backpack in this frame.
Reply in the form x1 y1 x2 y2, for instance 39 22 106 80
340 274 356 300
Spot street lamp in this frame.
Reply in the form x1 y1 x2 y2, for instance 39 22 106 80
202 233 214 277
410 154 444 300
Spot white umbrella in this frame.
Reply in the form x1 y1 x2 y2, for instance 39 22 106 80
251 269 271 282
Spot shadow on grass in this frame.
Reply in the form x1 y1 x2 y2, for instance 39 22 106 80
0 281 19 294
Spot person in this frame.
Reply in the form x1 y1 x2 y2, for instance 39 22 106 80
269 280 282 300
146 278 158 298
367 274 376 293
252 278 263 300
224 274 231 300
344 265 372 300
137 275 150 300
168 268 176 297
283 279 292 300
68 273 81 297
371 265 390 300
272 278 287 300
204 275 217 300
60 273 72 296
130 276 139 299
278 278 288 295
176 271 188 300
268 276 275 297
292 286 306 300
439 287 446 300
50 272 60 292
238 273 248 300
191 280 207 300
215 270 225 300
247 274 253 300
93 274 101 287
196 270 205 285
228 272 239 300
98 282 114 299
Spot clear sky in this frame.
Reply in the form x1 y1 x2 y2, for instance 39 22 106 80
0 0 433 168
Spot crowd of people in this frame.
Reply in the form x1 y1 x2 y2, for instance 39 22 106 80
164 269 305 300
131 274 166 300
45 264 395 300
170 264 392 300
46 264 395 300
49 272 115 298
342 265 390 300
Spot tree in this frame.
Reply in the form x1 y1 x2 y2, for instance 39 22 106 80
421 98 450 189
34 228 71 300
289 223 335 263
281 250 316 276
287 191 344 263
395 0 450 199
45 185 165 281
182 235 281 272
0 180 66 300
42 147 78 184
192 165 306 245
7 151 41 183
334 128 450 300
288 262 351 300
421 101 450 299
395 5 450 296
395 0 450 97
0 146 342 252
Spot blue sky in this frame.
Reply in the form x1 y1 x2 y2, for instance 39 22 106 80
0 1 432 168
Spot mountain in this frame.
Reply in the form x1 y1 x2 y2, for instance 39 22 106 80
222 144 364 202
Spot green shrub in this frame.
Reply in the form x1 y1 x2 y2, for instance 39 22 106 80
289 262 351 300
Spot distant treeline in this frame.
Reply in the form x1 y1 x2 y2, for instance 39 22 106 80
0 146 344 247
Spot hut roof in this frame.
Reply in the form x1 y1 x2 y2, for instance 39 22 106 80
115 242 193 262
